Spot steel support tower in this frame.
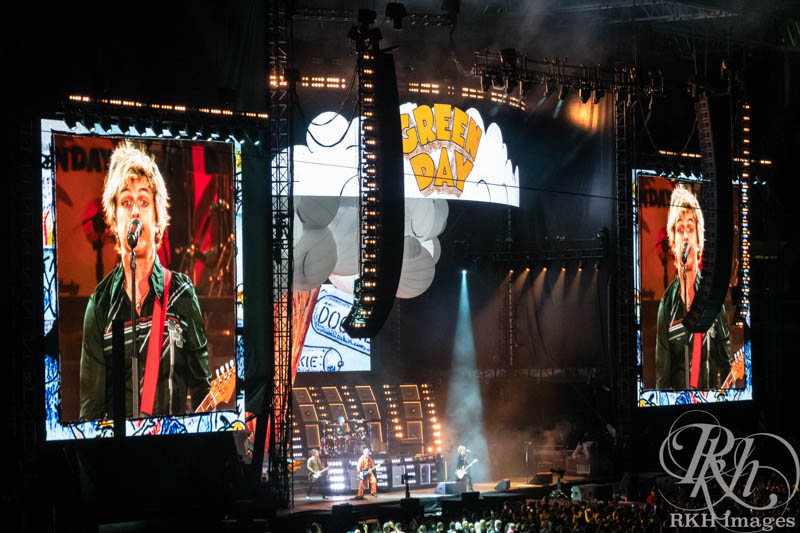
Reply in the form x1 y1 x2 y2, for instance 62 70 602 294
613 90 636 450
267 0 294 508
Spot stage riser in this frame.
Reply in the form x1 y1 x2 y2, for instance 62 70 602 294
297 453 444 495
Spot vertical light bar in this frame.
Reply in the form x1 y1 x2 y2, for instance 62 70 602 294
738 101 751 326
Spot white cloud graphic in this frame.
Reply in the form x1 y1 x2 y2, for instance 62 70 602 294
284 106 519 207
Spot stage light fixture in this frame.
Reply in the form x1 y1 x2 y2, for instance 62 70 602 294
134 118 147 136
594 261 599 271
558 86 569 101
246 128 261 146
578 260 584 272
519 80 532 97
579 86 591 104
462 269 467 275
543 82 553 98
561 261 566 272
592 89 604 104
492 72 505 90
481 73 492 92
385 3 408 30
64 113 78 130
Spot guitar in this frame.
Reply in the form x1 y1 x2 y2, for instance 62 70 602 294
195 360 235 413
720 347 746 389
359 464 378 480
456 458 478 480
309 466 329 481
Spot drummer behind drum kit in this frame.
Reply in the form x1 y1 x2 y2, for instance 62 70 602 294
323 418 372 456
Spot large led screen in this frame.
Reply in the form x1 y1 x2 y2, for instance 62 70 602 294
635 173 752 406
297 284 371 372
42 120 245 439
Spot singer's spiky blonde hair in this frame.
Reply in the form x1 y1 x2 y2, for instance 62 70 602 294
666 184 704 263
102 141 170 250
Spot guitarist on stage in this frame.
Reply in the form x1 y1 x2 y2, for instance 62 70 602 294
306 448 328 499
357 447 377 498
456 445 475 491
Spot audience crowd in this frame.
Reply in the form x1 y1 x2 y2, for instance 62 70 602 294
298 471 798 533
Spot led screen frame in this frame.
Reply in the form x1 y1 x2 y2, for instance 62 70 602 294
634 169 752 407
41 117 246 439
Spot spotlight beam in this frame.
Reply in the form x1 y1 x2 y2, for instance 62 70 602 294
445 272 490 485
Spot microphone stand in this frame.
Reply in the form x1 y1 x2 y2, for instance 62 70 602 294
130 248 139 417
682 259 691 389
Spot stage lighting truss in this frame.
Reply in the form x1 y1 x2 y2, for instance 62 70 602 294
293 6 456 28
472 51 664 103
482 242 608 273
61 95 267 146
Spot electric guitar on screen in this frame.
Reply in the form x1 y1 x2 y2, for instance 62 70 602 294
195 360 235 413
456 458 478 480
720 347 746 390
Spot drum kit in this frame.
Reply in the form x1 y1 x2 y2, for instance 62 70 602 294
322 418 371 456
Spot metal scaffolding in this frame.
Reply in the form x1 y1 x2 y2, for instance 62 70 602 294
267 0 294 508
613 90 636 449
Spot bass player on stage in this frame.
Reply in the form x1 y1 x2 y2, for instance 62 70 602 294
357 447 377 498
305 448 328 499
456 445 476 491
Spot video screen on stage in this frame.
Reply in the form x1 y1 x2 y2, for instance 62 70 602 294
42 121 245 439
636 173 752 406
297 284 371 372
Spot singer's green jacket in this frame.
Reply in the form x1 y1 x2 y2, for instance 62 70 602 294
78 256 211 420
654 275 732 390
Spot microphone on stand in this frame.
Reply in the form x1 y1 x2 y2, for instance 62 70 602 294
681 241 690 264
127 219 143 249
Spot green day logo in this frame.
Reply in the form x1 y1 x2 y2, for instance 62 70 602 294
400 102 519 206
402 103 481 195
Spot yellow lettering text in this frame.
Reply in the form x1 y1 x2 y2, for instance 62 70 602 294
401 113 418 154
433 149 455 187
434 103 452 142
410 153 435 190
454 151 474 191
464 118 482 160
451 107 469 149
413 105 436 145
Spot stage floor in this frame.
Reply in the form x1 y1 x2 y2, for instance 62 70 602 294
280 475 587 517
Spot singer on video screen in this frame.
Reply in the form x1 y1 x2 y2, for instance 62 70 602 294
654 184 731 390
79 141 211 420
